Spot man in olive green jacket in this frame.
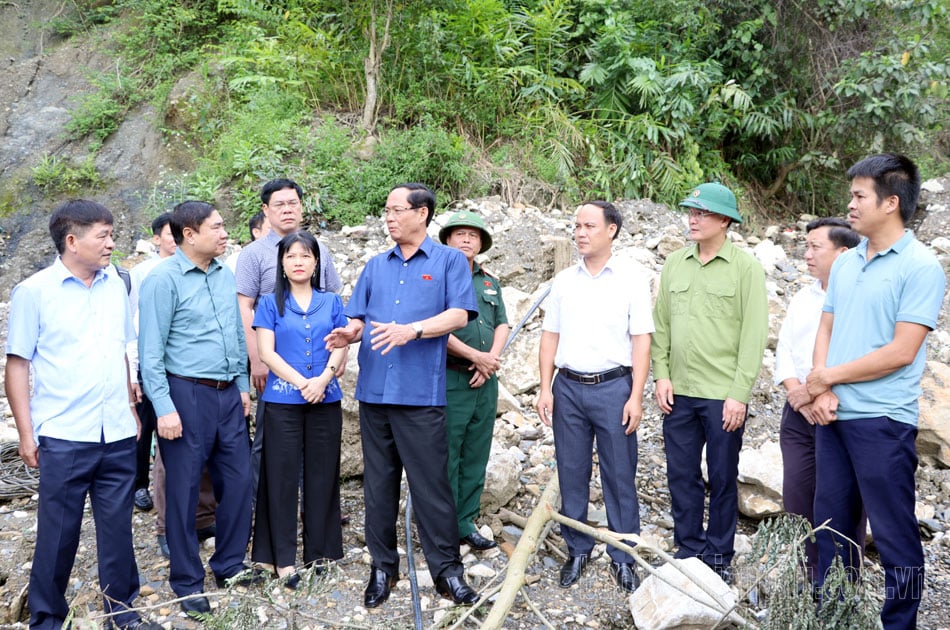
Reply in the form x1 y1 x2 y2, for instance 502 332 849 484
651 183 768 584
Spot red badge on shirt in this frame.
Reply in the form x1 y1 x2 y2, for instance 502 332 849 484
483 280 492 287
422 274 433 280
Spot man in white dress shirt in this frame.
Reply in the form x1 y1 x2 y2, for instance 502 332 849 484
536 200 654 592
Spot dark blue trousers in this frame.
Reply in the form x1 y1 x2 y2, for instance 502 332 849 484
663 395 744 567
552 374 640 563
159 378 252 596
781 401 868 583
30 436 140 629
815 417 923 630
359 403 462 581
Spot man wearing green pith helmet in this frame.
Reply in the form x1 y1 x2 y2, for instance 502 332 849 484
439 211 510 551
651 183 768 584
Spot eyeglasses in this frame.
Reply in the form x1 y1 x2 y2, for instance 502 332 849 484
382 205 419 215
270 200 301 210
688 208 716 219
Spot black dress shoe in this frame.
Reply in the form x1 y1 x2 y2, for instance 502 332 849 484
196 523 217 541
180 595 211 616
364 567 397 608
461 531 498 550
610 561 640 593
133 488 153 511
156 534 170 559
214 565 265 588
559 555 589 588
280 571 301 591
435 575 479 605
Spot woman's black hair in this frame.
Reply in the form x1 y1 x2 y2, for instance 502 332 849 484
273 230 322 317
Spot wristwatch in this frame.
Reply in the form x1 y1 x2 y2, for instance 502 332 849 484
411 322 423 340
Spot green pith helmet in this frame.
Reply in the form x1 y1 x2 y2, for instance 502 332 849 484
679 182 743 224
438 211 493 253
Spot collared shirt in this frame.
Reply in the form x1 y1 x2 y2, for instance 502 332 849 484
542 254 654 372
235 230 342 303
138 249 249 416
774 279 825 385
127 253 165 376
823 230 945 426
6 258 136 443
451 262 509 363
253 290 348 404
651 239 768 403
345 236 478 406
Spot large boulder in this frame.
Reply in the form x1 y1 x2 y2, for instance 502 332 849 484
630 557 744 629
480 441 521 513
917 361 950 468
737 441 784 518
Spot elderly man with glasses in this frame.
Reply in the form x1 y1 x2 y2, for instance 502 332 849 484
651 183 768 584
325 183 481 608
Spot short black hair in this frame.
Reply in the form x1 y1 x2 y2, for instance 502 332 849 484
805 217 860 249
151 212 173 237
170 200 216 245
49 199 113 254
249 211 266 241
273 231 322 317
393 183 436 226
582 200 622 240
261 178 304 205
846 153 920 225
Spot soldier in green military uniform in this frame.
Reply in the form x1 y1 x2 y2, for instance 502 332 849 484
439 212 510 551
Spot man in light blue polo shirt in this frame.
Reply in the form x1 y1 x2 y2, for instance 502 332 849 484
798 153 945 629
325 183 480 609
6 200 161 630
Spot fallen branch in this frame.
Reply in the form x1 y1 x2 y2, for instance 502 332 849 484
481 476 560 629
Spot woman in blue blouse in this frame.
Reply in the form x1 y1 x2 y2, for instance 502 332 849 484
251 231 348 588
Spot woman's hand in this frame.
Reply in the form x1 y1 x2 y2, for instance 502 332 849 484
299 375 331 403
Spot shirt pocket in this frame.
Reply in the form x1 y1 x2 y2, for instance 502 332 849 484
703 281 736 319
669 279 692 316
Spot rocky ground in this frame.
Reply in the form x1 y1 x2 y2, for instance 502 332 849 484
1 184 949 628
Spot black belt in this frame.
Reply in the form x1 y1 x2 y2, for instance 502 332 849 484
446 362 473 373
168 373 235 390
559 366 631 385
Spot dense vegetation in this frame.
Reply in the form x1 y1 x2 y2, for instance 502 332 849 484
47 0 948 230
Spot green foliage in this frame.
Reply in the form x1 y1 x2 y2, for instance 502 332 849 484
749 514 880 629
31 154 102 195
304 115 474 226
65 71 140 150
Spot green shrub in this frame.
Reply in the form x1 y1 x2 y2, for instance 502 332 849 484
31 155 102 195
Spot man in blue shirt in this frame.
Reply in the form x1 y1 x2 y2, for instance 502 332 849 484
325 183 480 608
139 201 256 615
799 153 946 629
6 199 161 630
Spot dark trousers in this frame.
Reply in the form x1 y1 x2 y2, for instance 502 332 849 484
359 402 462 581
252 401 343 568
815 417 923 630
780 401 819 580
159 377 252 596
445 370 497 538
30 436 141 629
134 391 157 491
780 401 868 583
552 374 641 563
663 395 744 567
250 399 266 501
153 449 217 535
